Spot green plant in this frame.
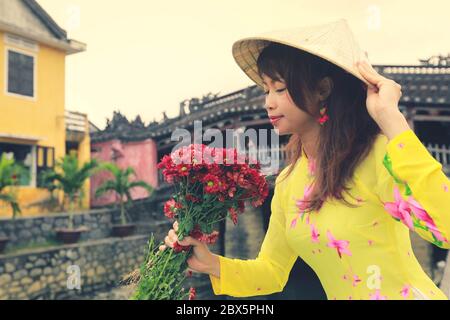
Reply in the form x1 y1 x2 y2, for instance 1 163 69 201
39 169 59 201
0 153 24 219
95 162 153 225
45 153 99 229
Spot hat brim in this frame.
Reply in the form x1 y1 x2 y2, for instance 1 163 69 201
232 36 371 88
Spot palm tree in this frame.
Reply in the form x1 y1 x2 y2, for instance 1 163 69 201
0 153 23 219
46 153 99 229
95 163 153 225
0 153 24 253
39 169 60 209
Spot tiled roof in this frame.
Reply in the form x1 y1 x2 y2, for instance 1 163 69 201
22 0 68 40
91 64 450 144
0 0 85 54
375 65 450 105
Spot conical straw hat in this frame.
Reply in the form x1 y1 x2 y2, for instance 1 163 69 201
232 19 371 87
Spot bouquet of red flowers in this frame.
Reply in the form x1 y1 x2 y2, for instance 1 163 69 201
131 144 268 300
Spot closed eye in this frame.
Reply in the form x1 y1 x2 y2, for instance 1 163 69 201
264 88 286 95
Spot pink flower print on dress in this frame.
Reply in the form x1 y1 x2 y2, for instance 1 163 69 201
305 214 310 225
310 223 320 243
291 184 314 228
342 270 361 287
290 216 299 229
326 230 352 258
400 285 411 299
296 184 313 212
407 196 448 243
356 197 363 205
383 185 414 231
352 275 362 287
444 184 448 192
369 289 387 300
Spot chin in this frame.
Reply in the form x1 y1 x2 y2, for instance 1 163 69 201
273 126 291 136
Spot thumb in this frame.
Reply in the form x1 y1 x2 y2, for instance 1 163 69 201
367 84 378 94
178 236 198 246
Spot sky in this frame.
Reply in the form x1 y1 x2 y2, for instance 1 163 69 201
36 0 450 129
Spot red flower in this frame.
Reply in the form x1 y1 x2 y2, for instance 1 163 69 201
227 186 237 198
177 165 190 175
173 241 191 253
190 224 204 239
189 225 220 244
146 144 271 300
185 194 200 203
202 174 221 194
229 207 239 225
163 199 182 219
188 287 196 300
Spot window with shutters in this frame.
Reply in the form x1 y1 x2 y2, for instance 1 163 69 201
36 146 55 188
7 49 35 98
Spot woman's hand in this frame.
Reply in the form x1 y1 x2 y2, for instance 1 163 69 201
356 60 411 140
159 220 220 276
356 60 403 122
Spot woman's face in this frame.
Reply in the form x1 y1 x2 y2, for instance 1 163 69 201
261 73 315 135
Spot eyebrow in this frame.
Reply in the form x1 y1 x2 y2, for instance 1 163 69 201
262 78 284 85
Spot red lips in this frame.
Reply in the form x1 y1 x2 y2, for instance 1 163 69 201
269 116 283 120
269 115 283 124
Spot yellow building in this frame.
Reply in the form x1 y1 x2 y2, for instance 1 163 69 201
0 0 90 217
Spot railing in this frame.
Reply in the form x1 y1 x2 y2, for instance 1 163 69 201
65 110 87 133
426 143 450 174
247 145 289 175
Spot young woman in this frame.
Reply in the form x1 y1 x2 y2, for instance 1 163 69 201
160 19 450 300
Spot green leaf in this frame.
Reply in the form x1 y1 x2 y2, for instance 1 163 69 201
383 153 404 185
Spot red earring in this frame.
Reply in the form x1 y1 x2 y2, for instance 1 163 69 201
317 106 329 125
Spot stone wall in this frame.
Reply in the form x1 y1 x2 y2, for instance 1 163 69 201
0 196 163 250
0 236 149 299
0 208 120 249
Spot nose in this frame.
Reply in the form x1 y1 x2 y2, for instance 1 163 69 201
264 94 277 111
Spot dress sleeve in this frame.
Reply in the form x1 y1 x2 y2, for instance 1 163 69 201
209 173 298 297
374 129 450 249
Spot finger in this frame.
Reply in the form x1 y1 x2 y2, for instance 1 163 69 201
159 245 166 251
357 61 385 86
178 235 192 246
364 61 382 75
164 235 173 247
168 229 178 242
174 221 179 232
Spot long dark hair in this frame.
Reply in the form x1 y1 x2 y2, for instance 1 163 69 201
257 43 381 213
